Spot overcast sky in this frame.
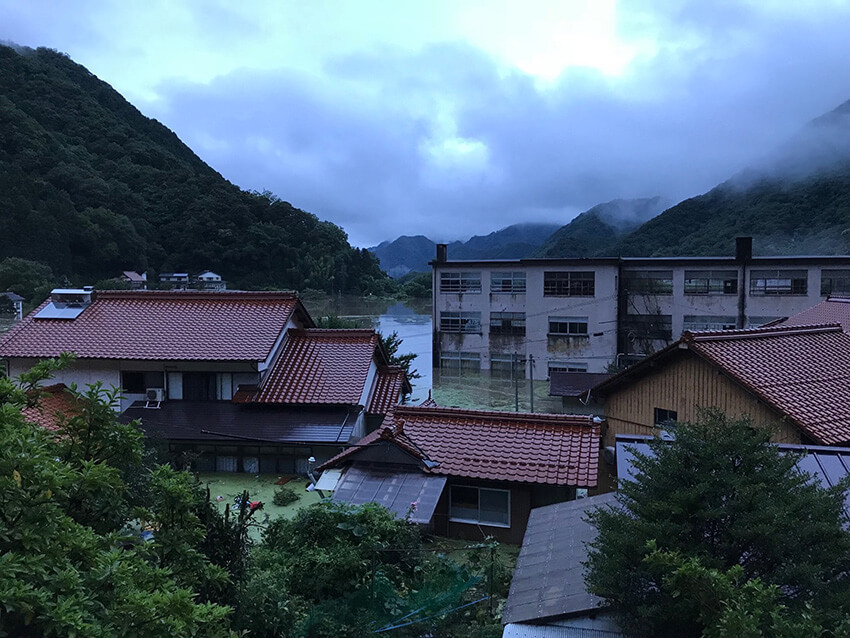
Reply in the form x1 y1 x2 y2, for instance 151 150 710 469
3 1 849 247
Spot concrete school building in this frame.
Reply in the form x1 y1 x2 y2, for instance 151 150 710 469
431 237 850 375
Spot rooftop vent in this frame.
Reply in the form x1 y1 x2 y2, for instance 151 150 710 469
34 288 95 320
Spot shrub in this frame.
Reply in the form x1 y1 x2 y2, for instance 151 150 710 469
272 485 300 507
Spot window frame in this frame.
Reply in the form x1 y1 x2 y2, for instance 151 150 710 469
623 270 674 295
682 315 737 332
749 270 808 296
543 271 595 297
490 271 527 294
821 269 850 296
684 270 738 295
439 351 481 377
440 271 482 294
439 311 482 334
489 311 526 336
449 485 511 528
490 353 526 379
548 316 589 337
654 408 678 427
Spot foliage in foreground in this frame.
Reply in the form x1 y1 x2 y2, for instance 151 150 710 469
585 411 850 637
0 358 238 636
234 501 507 637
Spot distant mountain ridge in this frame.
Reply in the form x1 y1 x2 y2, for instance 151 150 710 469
370 223 560 277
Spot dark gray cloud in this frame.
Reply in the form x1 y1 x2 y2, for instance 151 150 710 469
4 0 850 246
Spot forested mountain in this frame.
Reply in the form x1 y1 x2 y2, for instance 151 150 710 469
371 222 560 277
535 197 666 257
611 100 850 257
0 45 390 294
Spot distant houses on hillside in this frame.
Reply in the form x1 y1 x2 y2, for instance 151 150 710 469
119 270 227 291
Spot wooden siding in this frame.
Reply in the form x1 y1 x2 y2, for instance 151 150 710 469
602 352 800 447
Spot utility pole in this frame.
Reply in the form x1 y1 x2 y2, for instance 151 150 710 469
528 354 534 413
513 353 519 412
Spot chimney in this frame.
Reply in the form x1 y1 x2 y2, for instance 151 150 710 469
436 244 447 263
735 237 752 263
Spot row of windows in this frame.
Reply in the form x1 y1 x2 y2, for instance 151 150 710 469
441 268 850 297
440 312 589 336
439 352 587 378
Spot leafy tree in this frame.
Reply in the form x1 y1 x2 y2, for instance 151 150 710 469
380 330 421 389
0 360 236 637
585 411 850 637
398 271 432 298
0 256 55 306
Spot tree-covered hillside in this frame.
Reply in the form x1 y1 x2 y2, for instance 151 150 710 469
535 197 665 257
612 100 850 257
0 45 391 294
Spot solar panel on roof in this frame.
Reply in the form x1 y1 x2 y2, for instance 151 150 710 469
332 467 447 524
34 302 87 320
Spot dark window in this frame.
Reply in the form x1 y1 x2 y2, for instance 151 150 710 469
548 316 588 336
490 354 525 379
654 408 678 426
439 352 481 376
449 485 510 527
623 270 674 295
543 271 595 297
183 372 217 401
821 270 850 296
121 371 164 394
489 312 526 336
440 312 482 333
490 272 526 293
750 270 807 295
548 362 588 374
684 270 738 295
440 271 481 293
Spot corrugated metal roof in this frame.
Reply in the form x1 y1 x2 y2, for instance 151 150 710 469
549 372 613 398
502 493 617 626
332 467 447 524
121 401 359 444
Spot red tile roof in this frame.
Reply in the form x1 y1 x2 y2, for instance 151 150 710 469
251 329 381 404
21 384 79 431
0 291 305 361
778 296 850 333
367 366 407 416
596 324 850 446
322 406 601 487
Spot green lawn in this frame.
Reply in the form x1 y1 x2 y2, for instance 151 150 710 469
197 473 324 538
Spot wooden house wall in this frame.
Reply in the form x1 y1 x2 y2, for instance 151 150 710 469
601 352 800 447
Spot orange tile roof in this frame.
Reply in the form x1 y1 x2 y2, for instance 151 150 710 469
0 291 306 361
778 296 850 333
252 329 381 404
20 384 79 431
322 406 601 487
596 324 850 445
367 366 407 416
683 324 850 445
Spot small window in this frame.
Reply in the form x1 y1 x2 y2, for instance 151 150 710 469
821 270 850 296
623 270 673 295
121 371 164 394
654 408 678 426
623 315 673 341
684 270 738 295
449 486 510 527
440 271 481 293
440 352 481 377
543 271 595 297
489 312 526 336
548 361 588 374
750 270 807 295
491 272 526 293
548 316 589 336
440 312 482 333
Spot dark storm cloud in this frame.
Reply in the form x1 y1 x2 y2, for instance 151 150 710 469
143 3 850 246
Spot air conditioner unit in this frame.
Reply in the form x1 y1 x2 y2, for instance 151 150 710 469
146 388 164 402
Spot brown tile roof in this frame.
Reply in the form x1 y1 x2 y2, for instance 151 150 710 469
367 366 407 416
596 324 850 446
322 406 601 487
21 383 79 431
777 296 850 333
0 291 307 361
251 329 381 404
